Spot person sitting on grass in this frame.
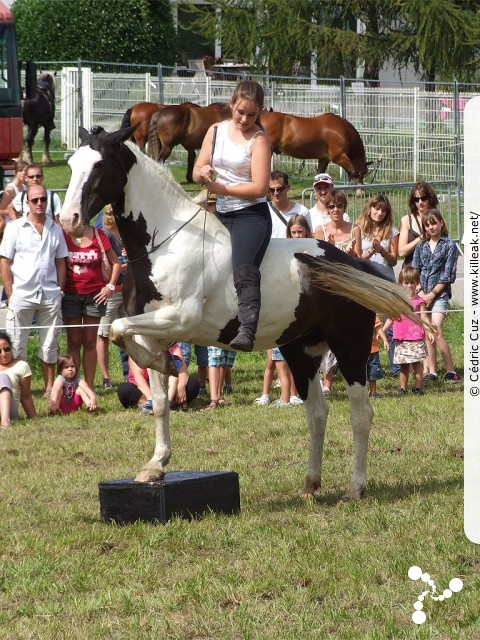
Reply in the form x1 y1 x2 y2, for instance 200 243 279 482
49 354 97 415
117 344 199 414
0 330 36 428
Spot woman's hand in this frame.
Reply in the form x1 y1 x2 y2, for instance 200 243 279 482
93 286 112 306
198 164 214 185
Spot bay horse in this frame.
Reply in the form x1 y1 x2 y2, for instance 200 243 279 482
120 101 168 151
22 72 56 165
260 111 370 184
147 102 231 182
60 125 419 500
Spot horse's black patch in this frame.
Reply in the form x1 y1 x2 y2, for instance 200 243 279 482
217 318 240 345
116 210 162 315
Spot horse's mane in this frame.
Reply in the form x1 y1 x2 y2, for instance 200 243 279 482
125 140 199 211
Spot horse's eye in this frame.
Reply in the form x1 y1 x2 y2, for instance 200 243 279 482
95 161 104 170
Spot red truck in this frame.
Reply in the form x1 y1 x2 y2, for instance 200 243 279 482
0 0 36 190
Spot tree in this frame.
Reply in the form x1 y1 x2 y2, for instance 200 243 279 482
182 0 480 82
12 0 177 65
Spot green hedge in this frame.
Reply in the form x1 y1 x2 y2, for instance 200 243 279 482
12 0 177 65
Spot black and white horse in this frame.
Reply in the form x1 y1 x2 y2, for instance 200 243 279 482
60 125 419 500
22 72 56 165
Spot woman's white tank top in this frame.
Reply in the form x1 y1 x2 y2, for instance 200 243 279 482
213 120 266 213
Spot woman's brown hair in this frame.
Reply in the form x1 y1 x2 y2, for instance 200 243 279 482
420 208 448 241
357 193 394 242
230 81 265 127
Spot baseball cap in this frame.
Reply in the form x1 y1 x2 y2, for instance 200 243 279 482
313 173 334 187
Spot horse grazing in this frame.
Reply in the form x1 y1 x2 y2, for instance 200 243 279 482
147 102 231 182
22 72 56 165
120 102 168 151
260 111 370 184
60 125 419 500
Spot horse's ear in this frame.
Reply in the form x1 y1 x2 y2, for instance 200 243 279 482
78 127 90 145
109 124 140 145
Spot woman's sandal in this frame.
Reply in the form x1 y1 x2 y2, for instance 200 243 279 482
204 398 225 410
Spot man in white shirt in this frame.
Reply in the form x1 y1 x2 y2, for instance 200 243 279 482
0 184 68 395
268 170 311 238
308 172 350 234
7 165 62 221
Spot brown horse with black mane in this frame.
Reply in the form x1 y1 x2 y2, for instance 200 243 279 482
147 102 231 182
120 102 168 151
260 111 370 184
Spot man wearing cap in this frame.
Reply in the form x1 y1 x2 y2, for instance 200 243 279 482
268 170 311 238
309 173 350 234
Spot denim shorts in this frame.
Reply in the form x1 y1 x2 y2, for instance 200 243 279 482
429 296 449 315
62 291 106 319
366 351 385 381
271 347 284 361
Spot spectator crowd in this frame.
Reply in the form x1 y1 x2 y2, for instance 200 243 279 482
0 152 461 426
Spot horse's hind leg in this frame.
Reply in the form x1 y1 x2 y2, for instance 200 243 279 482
328 315 373 500
281 341 326 497
22 125 37 164
41 127 52 164
186 149 196 183
342 382 373 499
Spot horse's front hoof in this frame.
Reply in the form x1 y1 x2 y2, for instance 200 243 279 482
300 475 321 498
341 486 366 501
134 466 165 483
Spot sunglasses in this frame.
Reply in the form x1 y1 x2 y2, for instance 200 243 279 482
29 196 48 204
0 347 12 354
269 186 286 193
413 195 429 203
27 174 44 179
326 204 345 210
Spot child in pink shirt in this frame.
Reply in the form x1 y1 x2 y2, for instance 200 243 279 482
383 267 433 395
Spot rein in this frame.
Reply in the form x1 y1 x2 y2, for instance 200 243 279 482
125 206 205 264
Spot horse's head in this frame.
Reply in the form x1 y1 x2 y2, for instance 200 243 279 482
60 125 138 235
347 158 375 185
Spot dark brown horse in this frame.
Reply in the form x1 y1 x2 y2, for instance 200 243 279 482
261 111 370 184
148 102 231 182
22 73 56 165
120 102 168 151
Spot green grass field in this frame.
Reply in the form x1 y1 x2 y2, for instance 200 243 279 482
0 153 473 639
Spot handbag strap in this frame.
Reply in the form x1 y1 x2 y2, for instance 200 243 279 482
94 228 107 258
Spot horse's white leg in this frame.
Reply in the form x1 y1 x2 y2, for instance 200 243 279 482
301 373 329 497
343 383 373 500
135 369 172 482
110 312 192 374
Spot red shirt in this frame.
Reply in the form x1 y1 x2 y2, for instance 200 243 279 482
64 229 112 294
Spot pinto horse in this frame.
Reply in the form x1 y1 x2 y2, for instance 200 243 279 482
120 101 168 151
260 111 369 184
147 102 231 182
60 125 419 500
22 73 56 165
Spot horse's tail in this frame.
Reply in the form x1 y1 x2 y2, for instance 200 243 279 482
121 108 132 130
296 253 434 331
147 111 161 161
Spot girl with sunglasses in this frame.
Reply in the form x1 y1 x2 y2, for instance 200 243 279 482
398 182 439 267
0 331 36 429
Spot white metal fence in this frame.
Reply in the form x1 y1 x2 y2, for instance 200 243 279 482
37 60 475 187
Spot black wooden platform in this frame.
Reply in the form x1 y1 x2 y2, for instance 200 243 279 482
98 470 240 524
